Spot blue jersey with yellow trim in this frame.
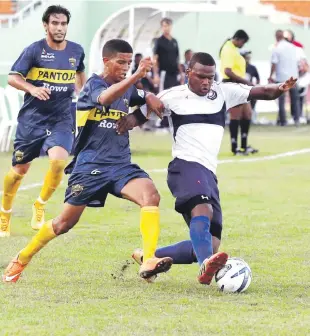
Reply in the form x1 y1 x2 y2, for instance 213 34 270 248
68 74 146 172
10 38 85 128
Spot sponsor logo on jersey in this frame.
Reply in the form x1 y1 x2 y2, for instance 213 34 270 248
41 49 55 61
123 98 129 108
69 57 76 67
27 68 76 84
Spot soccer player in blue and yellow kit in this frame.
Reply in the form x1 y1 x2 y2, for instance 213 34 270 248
3 39 173 283
0 6 86 237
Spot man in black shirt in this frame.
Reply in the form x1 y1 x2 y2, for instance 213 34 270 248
241 51 260 111
153 17 184 128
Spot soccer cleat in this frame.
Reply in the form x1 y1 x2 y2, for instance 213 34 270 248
31 203 45 230
139 256 173 281
132 248 157 282
198 252 228 285
2 255 27 283
246 146 259 155
132 248 144 266
0 211 11 237
234 148 248 156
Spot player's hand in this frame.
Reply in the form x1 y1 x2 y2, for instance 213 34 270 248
116 114 138 135
268 77 275 84
136 57 153 79
145 93 164 119
279 77 298 91
30 87 51 100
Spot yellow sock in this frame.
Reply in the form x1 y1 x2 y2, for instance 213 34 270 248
19 220 57 264
1 168 24 211
37 160 66 204
140 206 160 261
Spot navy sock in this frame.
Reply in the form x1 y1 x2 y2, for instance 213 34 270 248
155 240 197 264
189 216 212 265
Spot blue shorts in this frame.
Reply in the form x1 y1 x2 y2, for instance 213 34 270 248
167 158 222 239
12 123 74 166
64 163 149 207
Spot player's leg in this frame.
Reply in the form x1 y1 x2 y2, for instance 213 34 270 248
228 105 242 155
32 129 73 230
120 177 173 279
3 203 85 282
0 123 44 237
240 102 258 154
0 163 30 237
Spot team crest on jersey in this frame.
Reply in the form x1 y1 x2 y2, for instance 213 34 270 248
123 98 129 108
69 57 76 67
71 184 84 197
15 150 24 162
206 89 217 100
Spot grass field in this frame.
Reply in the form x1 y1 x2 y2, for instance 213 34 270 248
0 126 310 336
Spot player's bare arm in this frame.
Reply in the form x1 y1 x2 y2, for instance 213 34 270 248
249 77 297 100
8 74 51 101
75 71 86 95
98 57 152 106
116 94 164 135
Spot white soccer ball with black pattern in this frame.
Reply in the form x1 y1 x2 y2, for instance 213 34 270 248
215 257 252 293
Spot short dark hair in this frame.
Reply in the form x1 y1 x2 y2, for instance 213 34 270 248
189 52 216 68
185 49 192 55
102 39 133 58
161 17 173 25
232 29 249 42
135 53 143 58
42 5 71 24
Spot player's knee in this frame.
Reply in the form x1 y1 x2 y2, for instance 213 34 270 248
140 189 160 207
49 159 67 175
191 203 213 220
13 163 30 175
52 216 77 235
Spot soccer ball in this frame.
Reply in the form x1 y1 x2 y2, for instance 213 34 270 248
215 257 252 293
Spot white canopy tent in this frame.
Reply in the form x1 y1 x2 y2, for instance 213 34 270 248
88 2 238 75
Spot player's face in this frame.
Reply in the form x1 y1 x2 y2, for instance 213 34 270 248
235 38 247 49
161 22 172 35
103 53 133 83
185 51 193 62
187 63 216 96
44 14 68 43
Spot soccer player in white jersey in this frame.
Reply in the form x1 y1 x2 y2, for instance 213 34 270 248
131 52 297 285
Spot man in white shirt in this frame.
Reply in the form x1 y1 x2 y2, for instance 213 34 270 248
121 52 296 285
269 30 300 125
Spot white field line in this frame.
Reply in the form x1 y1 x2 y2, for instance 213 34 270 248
149 148 310 173
0 148 309 195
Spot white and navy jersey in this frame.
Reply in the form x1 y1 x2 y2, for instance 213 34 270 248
157 83 252 174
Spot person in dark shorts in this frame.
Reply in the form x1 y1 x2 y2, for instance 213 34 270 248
0 5 86 237
3 39 173 283
132 52 297 285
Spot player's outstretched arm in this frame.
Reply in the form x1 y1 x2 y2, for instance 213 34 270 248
8 74 51 101
98 57 152 106
249 77 297 101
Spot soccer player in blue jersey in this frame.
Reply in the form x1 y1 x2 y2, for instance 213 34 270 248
0 6 86 237
3 39 173 283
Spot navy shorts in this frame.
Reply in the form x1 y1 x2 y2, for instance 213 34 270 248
167 158 222 239
12 123 74 166
64 163 149 207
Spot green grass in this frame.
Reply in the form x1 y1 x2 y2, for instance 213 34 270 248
0 126 310 335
